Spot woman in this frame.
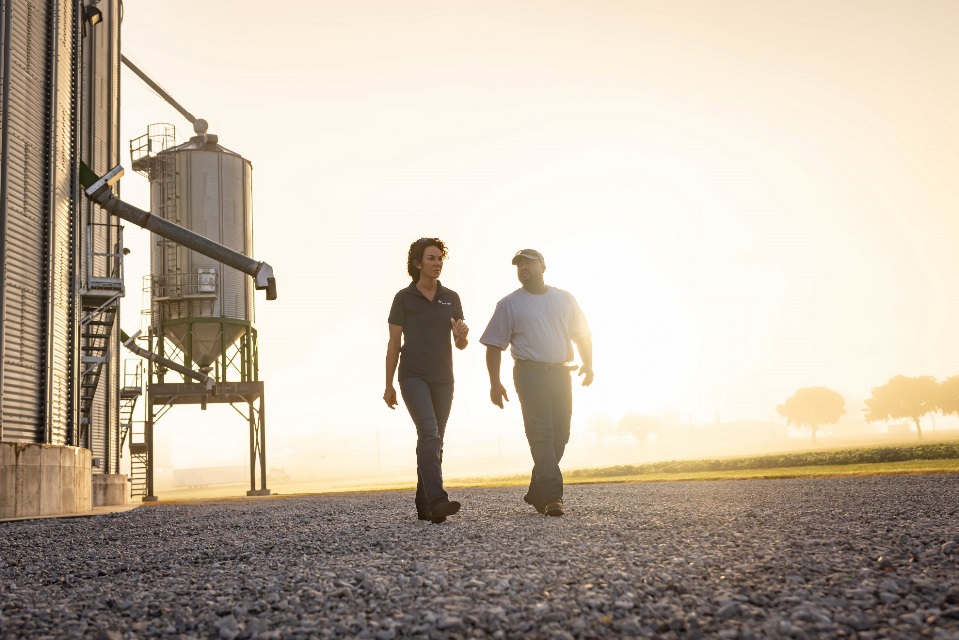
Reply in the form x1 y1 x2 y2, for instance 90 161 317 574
385 237 469 523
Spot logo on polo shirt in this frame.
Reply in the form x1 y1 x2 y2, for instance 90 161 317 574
439 301 452 306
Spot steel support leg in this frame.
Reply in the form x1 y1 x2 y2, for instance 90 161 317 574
247 396 270 496
143 398 158 502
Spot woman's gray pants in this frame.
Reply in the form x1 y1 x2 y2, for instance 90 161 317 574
399 376 454 515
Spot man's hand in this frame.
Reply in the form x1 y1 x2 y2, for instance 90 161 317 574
384 384 398 409
578 366 594 387
490 382 509 408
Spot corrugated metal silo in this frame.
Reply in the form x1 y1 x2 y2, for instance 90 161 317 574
0 0 80 445
127 123 269 500
134 126 255 373
80 0 123 473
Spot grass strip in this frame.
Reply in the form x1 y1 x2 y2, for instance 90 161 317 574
561 458 959 485
450 443 959 487
570 442 959 477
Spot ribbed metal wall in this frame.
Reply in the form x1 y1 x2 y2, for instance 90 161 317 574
145 145 253 369
243 162 254 322
107 0 122 473
80 0 121 472
151 148 254 323
0 0 77 444
1 0 122 461
46 0 80 446
180 150 252 321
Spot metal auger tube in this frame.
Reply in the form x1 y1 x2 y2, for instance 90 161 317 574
81 164 278 300
120 330 214 391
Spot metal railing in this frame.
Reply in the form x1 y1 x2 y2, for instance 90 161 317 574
85 223 125 291
123 359 143 390
130 122 176 172
147 270 218 301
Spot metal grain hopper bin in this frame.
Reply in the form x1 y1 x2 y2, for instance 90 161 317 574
132 123 256 372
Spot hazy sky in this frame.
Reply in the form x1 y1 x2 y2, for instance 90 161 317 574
117 1 959 478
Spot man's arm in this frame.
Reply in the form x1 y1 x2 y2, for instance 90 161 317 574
574 335 594 387
485 345 509 408
384 324 402 409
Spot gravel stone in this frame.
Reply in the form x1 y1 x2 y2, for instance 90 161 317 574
879 578 901 593
1 475 958 638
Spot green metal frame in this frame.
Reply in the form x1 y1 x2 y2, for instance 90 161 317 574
153 317 258 383
140 317 267 501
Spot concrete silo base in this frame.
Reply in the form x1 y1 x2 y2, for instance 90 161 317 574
0 443 92 518
92 474 129 507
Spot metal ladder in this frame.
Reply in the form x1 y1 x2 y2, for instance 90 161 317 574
128 419 148 499
156 151 181 298
119 361 142 450
119 361 146 499
132 127 181 304
78 292 120 443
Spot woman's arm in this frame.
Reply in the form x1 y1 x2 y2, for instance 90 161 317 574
452 318 469 350
384 324 403 408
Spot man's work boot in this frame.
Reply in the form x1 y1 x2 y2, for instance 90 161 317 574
524 494 545 514
544 500 565 517
430 500 461 524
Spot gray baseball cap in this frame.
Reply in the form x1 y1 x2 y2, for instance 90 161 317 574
511 249 545 267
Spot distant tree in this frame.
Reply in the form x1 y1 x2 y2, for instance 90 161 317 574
617 412 660 443
938 375 959 417
587 414 615 443
776 387 846 445
864 375 939 440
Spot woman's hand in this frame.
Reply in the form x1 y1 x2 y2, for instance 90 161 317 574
451 318 469 348
384 384 398 409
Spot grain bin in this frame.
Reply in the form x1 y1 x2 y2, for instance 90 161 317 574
132 122 256 375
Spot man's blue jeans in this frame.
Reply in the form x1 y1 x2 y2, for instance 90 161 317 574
513 362 572 508
399 377 454 514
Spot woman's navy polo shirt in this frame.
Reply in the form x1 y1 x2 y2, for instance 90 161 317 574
388 282 464 384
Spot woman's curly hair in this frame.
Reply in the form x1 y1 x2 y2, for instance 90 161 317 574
407 237 448 281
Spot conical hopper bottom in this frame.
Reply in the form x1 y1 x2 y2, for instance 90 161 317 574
165 321 247 368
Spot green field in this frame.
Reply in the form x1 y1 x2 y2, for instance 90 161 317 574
449 443 959 488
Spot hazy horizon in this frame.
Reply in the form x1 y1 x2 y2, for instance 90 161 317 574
116 1 959 496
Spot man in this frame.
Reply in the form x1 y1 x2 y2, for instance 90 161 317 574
480 249 593 517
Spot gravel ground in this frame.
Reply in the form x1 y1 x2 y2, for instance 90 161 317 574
2 475 959 639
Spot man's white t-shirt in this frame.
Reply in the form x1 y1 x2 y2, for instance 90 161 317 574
480 286 590 364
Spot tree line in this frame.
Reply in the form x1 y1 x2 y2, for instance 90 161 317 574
778 374 959 444
593 374 956 446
